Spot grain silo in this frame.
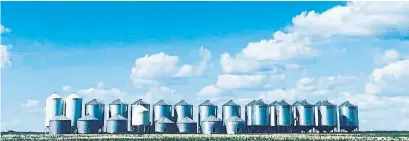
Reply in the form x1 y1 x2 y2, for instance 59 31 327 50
109 99 128 119
245 100 255 133
153 100 172 123
339 101 359 133
49 115 71 134
293 100 314 133
276 100 293 133
251 99 269 133
201 116 222 134
45 93 64 129
176 117 197 134
222 100 240 126
174 100 193 123
268 101 278 132
225 116 245 134
106 114 128 134
64 93 82 132
77 114 99 134
314 100 337 133
85 99 105 132
154 116 175 133
131 99 150 133
198 100 217 131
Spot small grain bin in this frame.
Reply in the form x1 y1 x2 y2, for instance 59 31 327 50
198 100 218 131
201 116 222 134
131 99 151 133
225 116 245 134
174 100 193 123
339 101 359 133
77 114 99 134
49 115 71 134
155 116 176 133
106 114 128 134
85 99 105 131
176 117 197 134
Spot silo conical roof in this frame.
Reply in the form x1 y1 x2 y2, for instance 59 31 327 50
199 100 216 106
225 116 244 122
155 116 174 123
177 117 196 123
223 100 239 106
252 99 267 106
65 93 81 100
110 99 125 105
298 100 312 106
277 100 290 106
340 101 356 107
86 99 104 105
317 100 336 107
153 100 170 106
78 114 98 121
47 93 62 100
175 100 191 106
202 116 221 122
269 101 278 106
293 101 300 105
132 99 149 105
315 101 322 106
51 115 70 121
108 114 127 121
246 100 256 106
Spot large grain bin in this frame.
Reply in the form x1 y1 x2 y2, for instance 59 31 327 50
176 117 197 133
201 116 222 134
85 99 105 131
64 93 82 131
45 93 64 128
314 100 337 133
339 101 359 132
77 114 99 134
106 114 128 134
222 100 240 126
131 99 150 133
155 116 176 133
174 100 193 123
245 100 256 126
294 100 314 133
225 116 245 134
276 100 293 126
251 99 269 126
109 99 128 118
153 100 172 123
49 115 71 134
198 100 217 128
269 101 278 126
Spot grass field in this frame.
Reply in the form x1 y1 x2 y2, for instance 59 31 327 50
2 132 409 141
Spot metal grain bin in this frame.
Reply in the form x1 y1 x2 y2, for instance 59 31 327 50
77 114 99 134
153 100 172 123
294 100 314 132
222 100 240 125
106 114 128 134
277 100 293 126
155 116 175 133
174 100 193 123
85 99 105 131
339 101 359 132
64 93 82 130
131 99 150 133
225 116 245 134
245 100 256 126
198 100 217 126
201 116 222 134
176 117 197 133
45 93 64 128
314 100 337 133
49 115 71 134
269 101 278 126
109 99 128 119
251 99 268 126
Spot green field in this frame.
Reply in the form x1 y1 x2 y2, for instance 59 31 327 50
2 132 409 141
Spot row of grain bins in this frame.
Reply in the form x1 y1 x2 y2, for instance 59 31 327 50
45 93 358 134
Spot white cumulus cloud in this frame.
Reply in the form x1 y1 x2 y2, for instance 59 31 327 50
62 86 72 92
22 100 40 108
145 86 181 104
0 24 11 34
77 82 127 103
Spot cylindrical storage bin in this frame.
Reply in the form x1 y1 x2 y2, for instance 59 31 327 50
131 99 151 133
339 101 359 132
153 100 172 123
201 116 222 134
176 117 197 133
106 114 128 134
222 100 240 125
251 100 268 126
109 99 128 118
225 116 245 134
277 100 293 126
294 100 314 132
269 101 278 126
198 100 217 126
45 93 64 128
64 93 83 130
49 115 71 134
77 114 99 134
245 100 255 126
85 99 105 130
154 117 175 133
174 100 193 123
314 100 337 133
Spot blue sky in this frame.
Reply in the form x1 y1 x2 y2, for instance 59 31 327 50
1 2 409 132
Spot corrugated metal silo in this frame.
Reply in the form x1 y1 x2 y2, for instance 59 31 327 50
64 93 82 131
174 100 193 123
294 100 314 133
245 100 255 126
85 99 105 132
176 117 197 133
109 99 128 119
339 101 359 132
269 101 278 127
106 114 128 134
77 114 99 134
201 116 222 134
198 100 217 128
131 99 151 133
222 100 240 126
225 116 245 134
155 116 175 133
45 93 64 128
252 99 268 126
49 115 71 134
314 100 337 133
276 100 293 133
153 100 172 124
